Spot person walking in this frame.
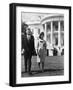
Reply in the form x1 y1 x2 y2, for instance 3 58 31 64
37 32 47 72
23 27 35 75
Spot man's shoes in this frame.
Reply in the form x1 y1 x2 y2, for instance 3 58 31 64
25 70 27 73
42 69 44 73
28 72 33 75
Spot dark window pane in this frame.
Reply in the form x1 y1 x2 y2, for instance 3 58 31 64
53 33 58 45
60 21 64 31
53 21 58 31
47 22 51 32
47 34 51 43
38 28 40 34
60 32 64 46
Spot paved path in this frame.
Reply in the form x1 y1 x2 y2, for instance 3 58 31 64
21 55 64 77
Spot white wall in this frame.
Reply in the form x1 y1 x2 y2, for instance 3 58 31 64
0 0 72 90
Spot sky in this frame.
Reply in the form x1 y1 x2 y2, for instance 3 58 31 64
21 12 63 25
21 12 49 24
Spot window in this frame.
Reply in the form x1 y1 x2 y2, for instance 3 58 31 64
53 33 58 45
60 21 64 31
47 22 51 32
47 34 51 43
43 24 45 30
38 28 40 34
53 21 58 31
60 32 64 46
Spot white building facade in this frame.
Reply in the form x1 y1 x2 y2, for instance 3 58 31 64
41 14 64 56
27 14 64 56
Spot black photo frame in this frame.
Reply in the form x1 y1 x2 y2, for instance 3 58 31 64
9 3 71 87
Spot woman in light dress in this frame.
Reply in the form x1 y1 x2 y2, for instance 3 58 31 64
37 32 47 72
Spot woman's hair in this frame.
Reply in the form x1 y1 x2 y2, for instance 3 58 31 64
39 32 44 39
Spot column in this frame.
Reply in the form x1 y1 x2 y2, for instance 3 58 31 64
58 21 61 56
44 23 47 41
58 21 61 47
51 21 53 45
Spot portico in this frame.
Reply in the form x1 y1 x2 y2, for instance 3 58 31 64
41 14 64 56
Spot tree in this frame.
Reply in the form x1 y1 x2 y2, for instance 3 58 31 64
21 22 28 35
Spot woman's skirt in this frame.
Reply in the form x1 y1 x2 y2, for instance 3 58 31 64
37 48 47 63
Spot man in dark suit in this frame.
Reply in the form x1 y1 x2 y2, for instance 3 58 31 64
23 27 35 75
